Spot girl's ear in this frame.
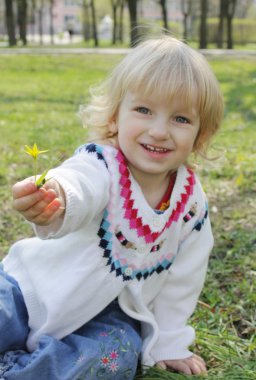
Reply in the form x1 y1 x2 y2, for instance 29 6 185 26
107 116 119 147
108 117 118 134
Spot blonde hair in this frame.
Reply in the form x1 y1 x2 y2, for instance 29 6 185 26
79 36 223 156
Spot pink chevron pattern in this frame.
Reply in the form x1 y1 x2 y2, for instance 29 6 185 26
116 150 195 244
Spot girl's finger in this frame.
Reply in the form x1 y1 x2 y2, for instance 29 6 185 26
18 190 57 219
164 360 192 375
13 188 47 212
12 178 37 199
186 355 207 374
30 198 64 225
192 353 206 364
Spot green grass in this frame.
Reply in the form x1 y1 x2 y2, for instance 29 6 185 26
0 54 255 379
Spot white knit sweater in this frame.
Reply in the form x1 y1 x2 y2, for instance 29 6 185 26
3 143 213 366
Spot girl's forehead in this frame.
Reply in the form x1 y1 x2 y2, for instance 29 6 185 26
126 84 199 110
128 69 197 95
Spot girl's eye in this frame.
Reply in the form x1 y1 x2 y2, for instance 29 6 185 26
175 116 190 124
136 107 151 115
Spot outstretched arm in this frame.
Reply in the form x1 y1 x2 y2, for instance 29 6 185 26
12 149 111 238
12 177 65 226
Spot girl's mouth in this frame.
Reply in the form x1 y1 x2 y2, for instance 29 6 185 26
141 144 170 153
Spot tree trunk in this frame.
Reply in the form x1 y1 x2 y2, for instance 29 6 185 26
111 1 118 45
30 0 37 42
82 1 90 41
217 0 225 48
199 0 208 49
17 0 27 45
159 0 168 30
4 0 16 46
127 0 138 47
112 0 125 44
183 14 188 41
118 0 125 43
226 0 237 49
38 0 44 45
90 0 98 47
49 0 54 45
226 15 233 49
181 0 192 41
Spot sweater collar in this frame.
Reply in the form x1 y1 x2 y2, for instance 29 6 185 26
115 149 195 244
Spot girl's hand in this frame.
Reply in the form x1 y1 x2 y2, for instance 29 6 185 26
12 177 65 226
156 354 207 375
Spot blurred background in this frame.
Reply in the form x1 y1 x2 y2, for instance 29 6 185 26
1 0 256 49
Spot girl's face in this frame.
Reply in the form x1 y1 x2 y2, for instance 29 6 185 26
114 91 200 185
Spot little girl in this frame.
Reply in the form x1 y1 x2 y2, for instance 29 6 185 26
1 36 223 379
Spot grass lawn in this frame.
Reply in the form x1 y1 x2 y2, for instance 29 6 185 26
0 53 255 379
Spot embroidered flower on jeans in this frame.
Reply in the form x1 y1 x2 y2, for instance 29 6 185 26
100 356 110 367
109 350 119 360
109 361 119 373
99 332 108 337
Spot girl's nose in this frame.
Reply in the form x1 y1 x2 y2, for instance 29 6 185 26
148 119 170 140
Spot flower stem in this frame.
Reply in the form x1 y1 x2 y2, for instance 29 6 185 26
34 158 37 184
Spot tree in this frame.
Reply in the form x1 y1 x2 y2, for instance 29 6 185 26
38 0 45 45
118 0 125 43
49 0 55 45
199 0 208 48
110 0 125 45
30 0 37 41
111 0 119 45
217 0 237 49
226 0 237 49
90 0 98 47
127 0 138 46
82 0 91 41
217 0 225 48
4 0 16 46
158 0 168 30
181 0 192 41
111 0 117 44
81 0 98 46
17 0 28 45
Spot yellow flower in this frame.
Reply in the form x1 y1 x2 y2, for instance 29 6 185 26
25 143 48 160
25 143 50 188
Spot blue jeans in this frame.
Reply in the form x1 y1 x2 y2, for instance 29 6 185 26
0 267 142 380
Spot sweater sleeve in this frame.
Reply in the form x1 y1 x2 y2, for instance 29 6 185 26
34 147 110 239
149 203 213 362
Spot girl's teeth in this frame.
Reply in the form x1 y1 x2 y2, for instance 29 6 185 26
143 144 168 153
